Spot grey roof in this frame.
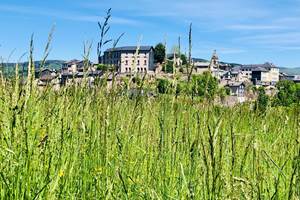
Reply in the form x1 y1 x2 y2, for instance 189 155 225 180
231 66 241 72
105 46 153 52
64 59 81 64
38 68 57 73
252 67 269 72
242 62 278 70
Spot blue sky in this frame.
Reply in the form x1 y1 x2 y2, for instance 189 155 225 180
1 0 300 67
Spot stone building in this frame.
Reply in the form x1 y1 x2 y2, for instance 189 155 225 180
241 63 279 85
101 46 155 74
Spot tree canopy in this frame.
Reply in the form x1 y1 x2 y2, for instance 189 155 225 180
154 43 166 64
273 80 300 106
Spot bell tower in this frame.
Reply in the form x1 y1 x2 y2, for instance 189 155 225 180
209 50 219 71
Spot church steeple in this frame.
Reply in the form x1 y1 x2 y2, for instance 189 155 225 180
209 50 219 71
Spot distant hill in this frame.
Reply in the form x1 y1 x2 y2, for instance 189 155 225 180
1 60 65 77
279 67 300 75
2 60 65 70
192 58 208 62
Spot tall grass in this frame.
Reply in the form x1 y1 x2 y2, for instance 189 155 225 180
0 71 299 199
0 10 299 198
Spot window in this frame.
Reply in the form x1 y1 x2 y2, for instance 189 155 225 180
125 67 128 72
125 60 128 65
144 60 147 65
137 60 140 65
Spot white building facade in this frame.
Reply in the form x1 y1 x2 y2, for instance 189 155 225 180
101 46 155 74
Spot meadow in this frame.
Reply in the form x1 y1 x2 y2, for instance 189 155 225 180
0 72 299 199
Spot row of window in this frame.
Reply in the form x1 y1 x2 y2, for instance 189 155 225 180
125 67 147 72
125 60 147 66
124 55 147 59
125 52 147 56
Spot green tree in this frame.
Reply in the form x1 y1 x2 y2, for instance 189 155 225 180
295 83 300 102
154 43 166 64
96 64 110 71
275 80 296 106
255 87 269 114
180 54 187 65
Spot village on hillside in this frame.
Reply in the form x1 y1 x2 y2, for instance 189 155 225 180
36 44 300 104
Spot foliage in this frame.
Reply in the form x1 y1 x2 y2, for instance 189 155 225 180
162 60 174 74
191 72 218 99
218 87 230 101
96 64 110 71
273 80 298 106
296 83 300 101
156 73 223 100
154 43 166 64
0 79 300 199
224 86 231 95
255 87 269 113
97 8 113 63
157 78 171 94
180 54 187 65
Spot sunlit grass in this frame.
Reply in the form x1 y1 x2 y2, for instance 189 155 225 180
0 77 299 199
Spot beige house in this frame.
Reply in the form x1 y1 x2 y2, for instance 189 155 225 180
101 46 155 74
